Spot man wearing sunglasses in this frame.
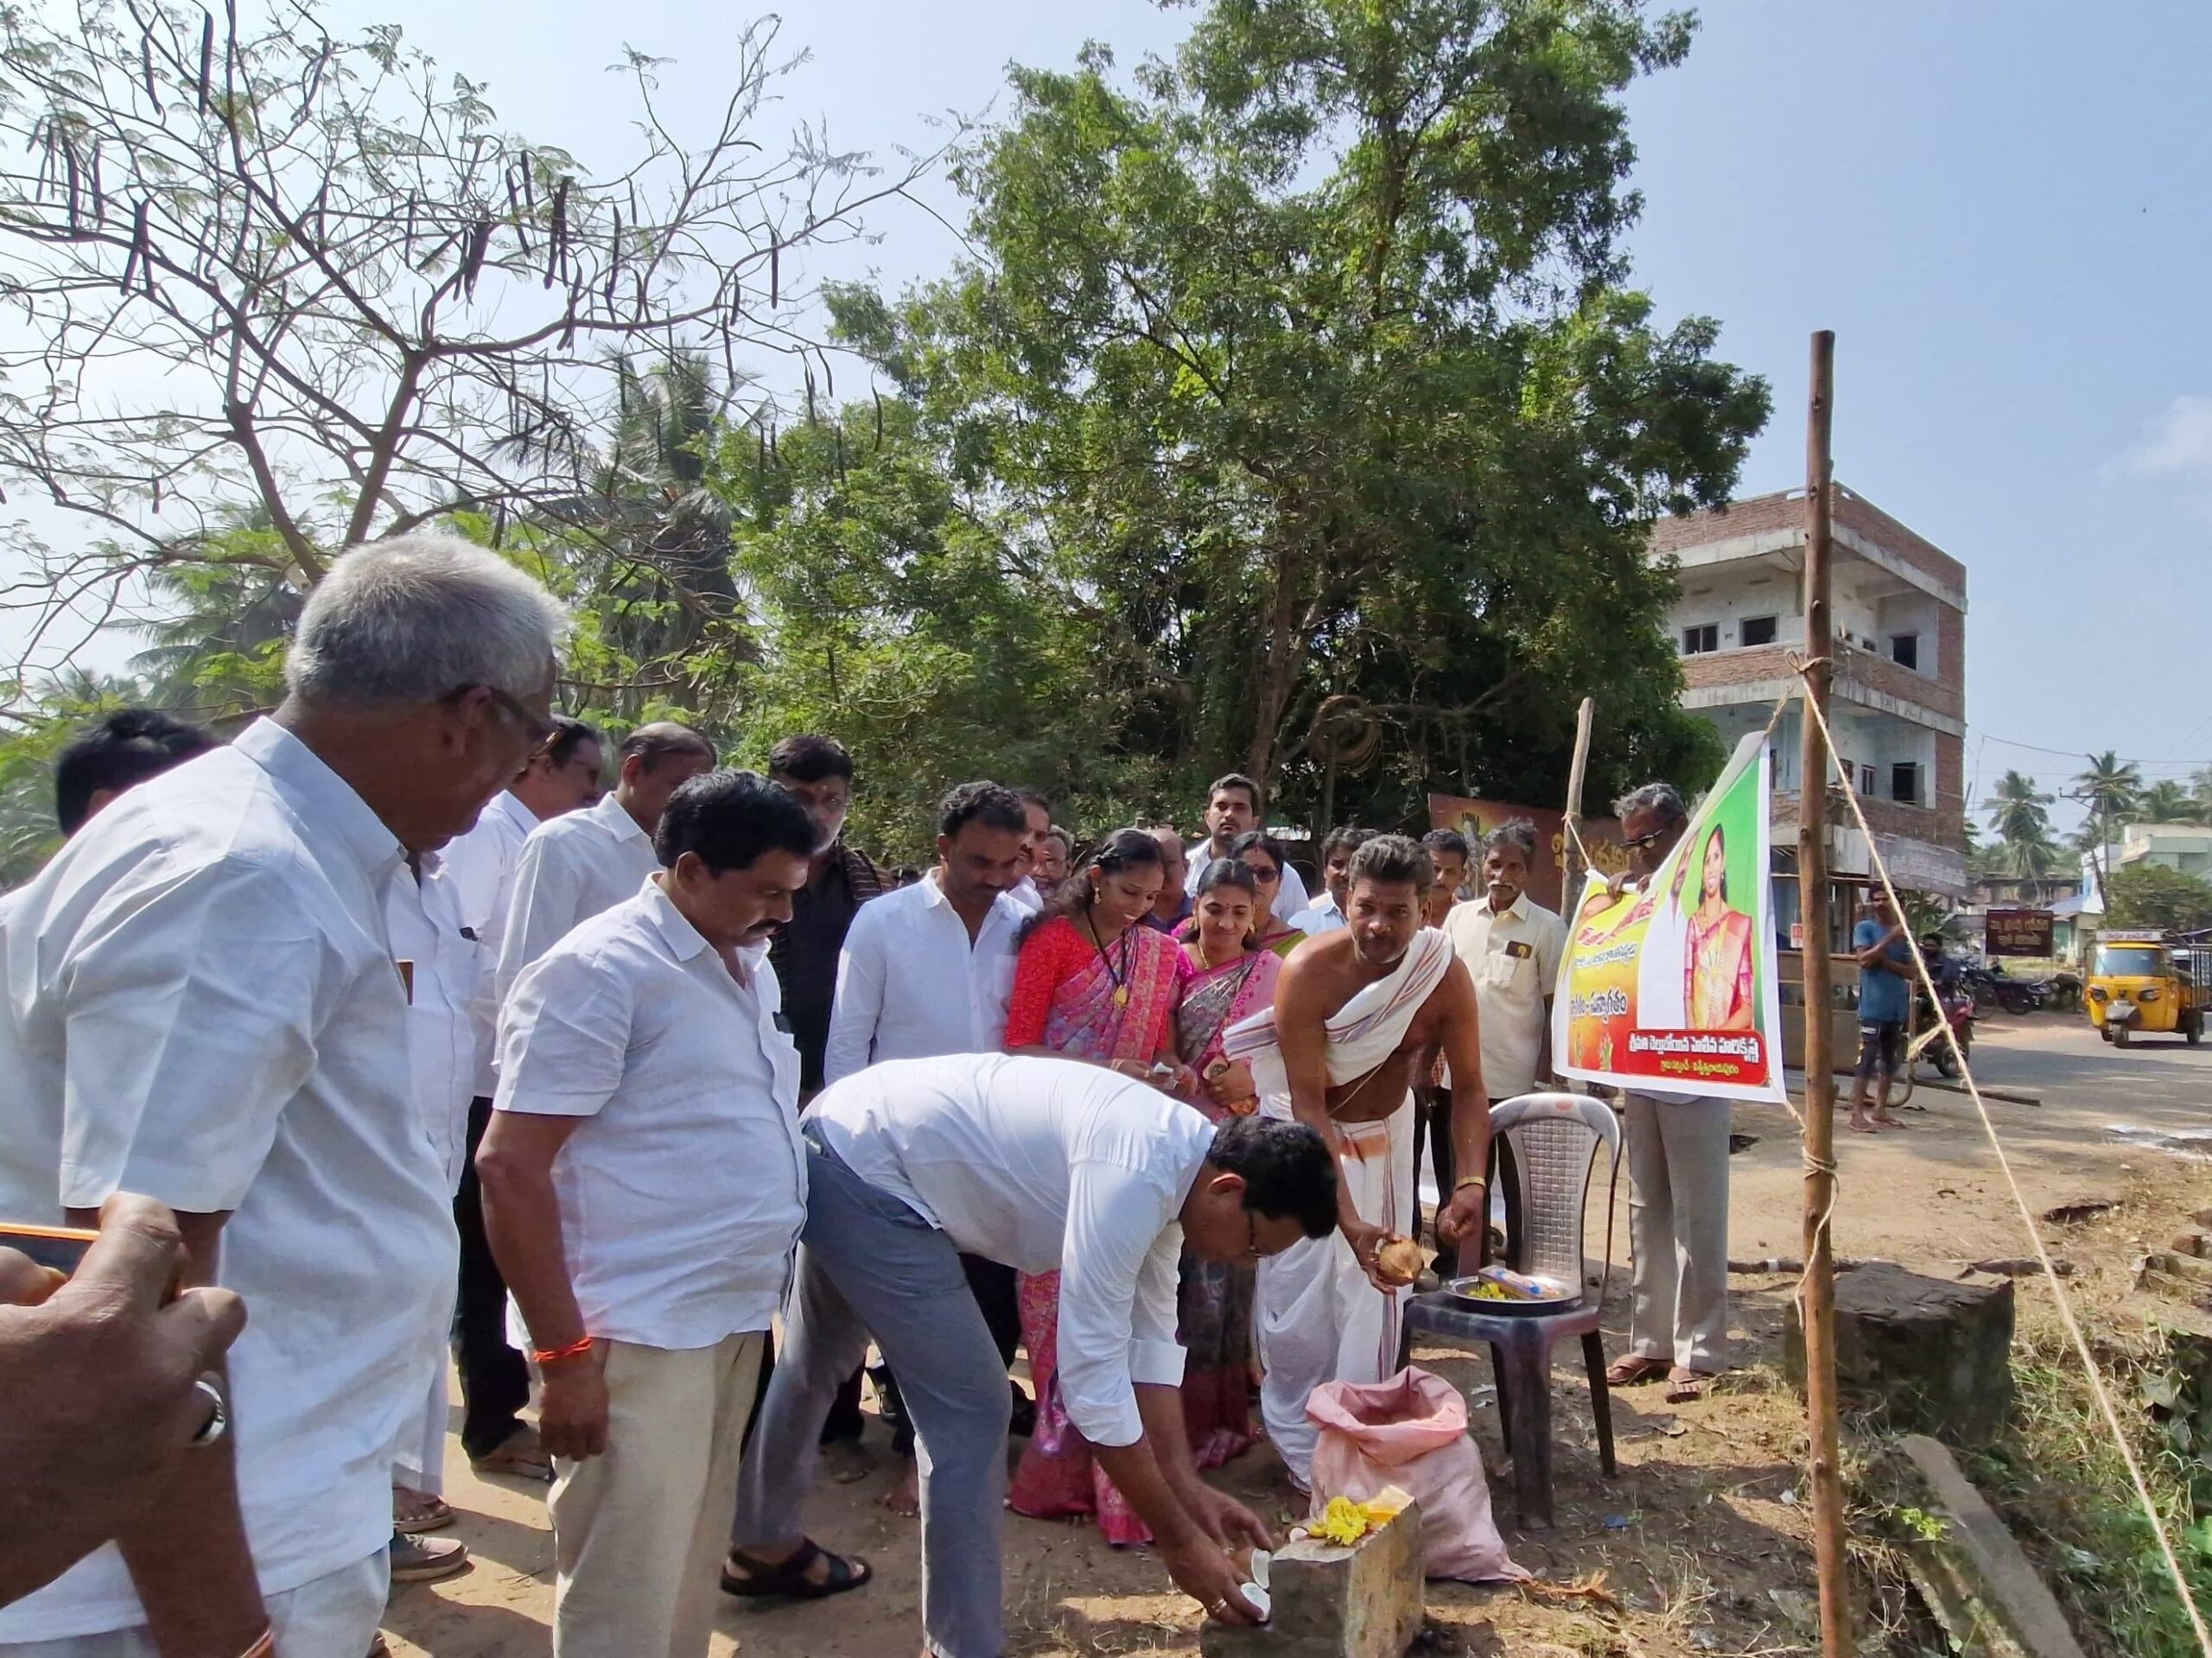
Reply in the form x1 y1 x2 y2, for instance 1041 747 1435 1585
723 1052 1338 1655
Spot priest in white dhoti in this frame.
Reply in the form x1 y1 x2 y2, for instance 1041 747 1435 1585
1224 835 1493 1488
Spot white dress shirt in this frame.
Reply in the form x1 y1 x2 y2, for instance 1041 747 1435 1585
1442 890 1567 1100
386 855 484 1188
1185 839 1310 921
497 788 658 1000
496 879 806 1350
822 870 1027 1086
441 788 540 1094
1287 892 1345 935
0 719 454 1642
808 1052 1213 1448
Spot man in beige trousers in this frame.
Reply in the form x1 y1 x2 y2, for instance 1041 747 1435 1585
479 771 819 1655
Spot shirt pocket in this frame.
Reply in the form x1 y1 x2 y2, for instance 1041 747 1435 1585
1483 948 1534 994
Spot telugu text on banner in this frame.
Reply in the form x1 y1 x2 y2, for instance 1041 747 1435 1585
1549 732 1785 1103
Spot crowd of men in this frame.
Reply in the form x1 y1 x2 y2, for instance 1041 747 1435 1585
0 530 1745 1658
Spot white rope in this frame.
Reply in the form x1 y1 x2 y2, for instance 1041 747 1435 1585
1793 664 2212 1658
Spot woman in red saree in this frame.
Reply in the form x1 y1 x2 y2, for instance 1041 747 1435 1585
1003 828 1196 1544
1173 859 1282 1468
1683 823 1756 1031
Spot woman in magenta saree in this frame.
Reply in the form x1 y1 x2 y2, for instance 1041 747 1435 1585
1003 829 1194 1545
1173 859 1281 1469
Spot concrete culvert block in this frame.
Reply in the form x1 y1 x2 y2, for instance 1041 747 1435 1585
1199 1502 1425 1658
1785 1264 2015 1445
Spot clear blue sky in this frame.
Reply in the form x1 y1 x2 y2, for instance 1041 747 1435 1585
88 1 2212 827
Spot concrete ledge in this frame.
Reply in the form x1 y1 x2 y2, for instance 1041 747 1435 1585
1897 1434 2087 1658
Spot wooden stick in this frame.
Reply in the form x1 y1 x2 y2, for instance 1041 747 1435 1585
1798 328 1850 1658
1561 696 1595 897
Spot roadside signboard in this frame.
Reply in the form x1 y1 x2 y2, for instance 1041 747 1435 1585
1984 908 2055 958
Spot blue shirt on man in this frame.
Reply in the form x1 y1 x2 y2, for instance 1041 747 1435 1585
1854 918 1912 1024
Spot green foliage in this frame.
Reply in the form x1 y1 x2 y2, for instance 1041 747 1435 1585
2106 863 2212 935
824 0 1765 835
1968 1327 2212 1658
704 399 1172 861
2132 781 2209 827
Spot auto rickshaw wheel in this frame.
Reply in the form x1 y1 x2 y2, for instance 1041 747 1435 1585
2188 1013 2203 1047
2100 1023 2113 1043
2113 1024 2131 1049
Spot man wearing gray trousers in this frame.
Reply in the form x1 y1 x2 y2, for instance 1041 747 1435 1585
721 1052 1341 1658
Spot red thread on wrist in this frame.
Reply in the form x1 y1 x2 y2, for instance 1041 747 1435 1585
531 1335 596 1366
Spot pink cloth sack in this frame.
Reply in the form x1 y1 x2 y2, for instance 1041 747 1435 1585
1306 1366 1525 1583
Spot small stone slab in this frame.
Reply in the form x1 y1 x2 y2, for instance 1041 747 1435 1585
1898 1435 2088 1658
1786 1264 2015 1445
1200 1502 1425 1658
2040 1196 2122 1224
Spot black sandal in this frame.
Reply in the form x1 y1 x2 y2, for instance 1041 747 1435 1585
720 1538 873 1601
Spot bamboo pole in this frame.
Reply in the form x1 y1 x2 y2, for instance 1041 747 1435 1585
1561 696 1596 897
1798 329 1850 1658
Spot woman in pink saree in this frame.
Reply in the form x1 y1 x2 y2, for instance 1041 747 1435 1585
1003 828 1196 1544
1173 859 1281 1467
1683 823 1756 1031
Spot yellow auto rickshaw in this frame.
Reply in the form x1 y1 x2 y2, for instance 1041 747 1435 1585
2087 928 2211 1047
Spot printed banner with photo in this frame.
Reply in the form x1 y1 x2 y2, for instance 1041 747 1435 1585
1550 732 1785 1102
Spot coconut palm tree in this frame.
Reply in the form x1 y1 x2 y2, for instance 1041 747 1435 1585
2073 751 2144 907
2132 779 2202 825
1982 770 2061 900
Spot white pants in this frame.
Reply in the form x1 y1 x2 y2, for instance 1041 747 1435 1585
550 1331 761 1658
1623 1091 1732 1372
0 1552 387 1658
392 1359 449 1497
1257 1106 1415 1487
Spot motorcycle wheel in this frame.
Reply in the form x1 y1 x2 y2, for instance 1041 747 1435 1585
2000 988 2033 1017
1936 1044 1963 1079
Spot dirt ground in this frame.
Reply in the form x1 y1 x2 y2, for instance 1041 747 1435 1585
379 1014 2212 1658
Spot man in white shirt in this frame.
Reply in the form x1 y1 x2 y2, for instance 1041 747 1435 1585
817 778 1033 1504
496 721 715 995
1436 820 1566 1269
824 780 1032 1083
478 771 817 1658
0 712 219 931
1184 772 1310 920
384 854 487 1576
1006 787 1055 911
1285 824 1376 936
437 713 602 1481
0 535 563 1658
726 1054 1339 1656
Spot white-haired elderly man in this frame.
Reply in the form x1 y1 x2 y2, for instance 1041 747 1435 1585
0 535 565 1658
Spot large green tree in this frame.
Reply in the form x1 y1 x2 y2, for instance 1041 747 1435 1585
829 0 1765 829
2105 862 2212 935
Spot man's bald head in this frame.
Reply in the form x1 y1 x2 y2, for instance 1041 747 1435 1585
613 722 717 835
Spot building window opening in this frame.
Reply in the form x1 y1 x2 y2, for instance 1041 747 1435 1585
1891 761 1922 805
1889 632 1920 670
1681 623 1719 655
1740 614 1778 647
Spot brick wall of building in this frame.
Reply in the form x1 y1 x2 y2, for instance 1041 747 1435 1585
1679 644 1797 695
1836 642 1962 726
1647 485 1967 600
1935 733 1966 847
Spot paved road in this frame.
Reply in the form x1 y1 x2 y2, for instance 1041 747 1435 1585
1721 1010 2212 1269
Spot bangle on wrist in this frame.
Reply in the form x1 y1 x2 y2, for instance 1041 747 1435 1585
531 1334 596 1368
1452 1175 1489 1192
238 1630 275 1658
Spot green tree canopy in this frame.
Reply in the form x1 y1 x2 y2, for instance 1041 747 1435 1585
2105 862 2212 935
823 0 1765 832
